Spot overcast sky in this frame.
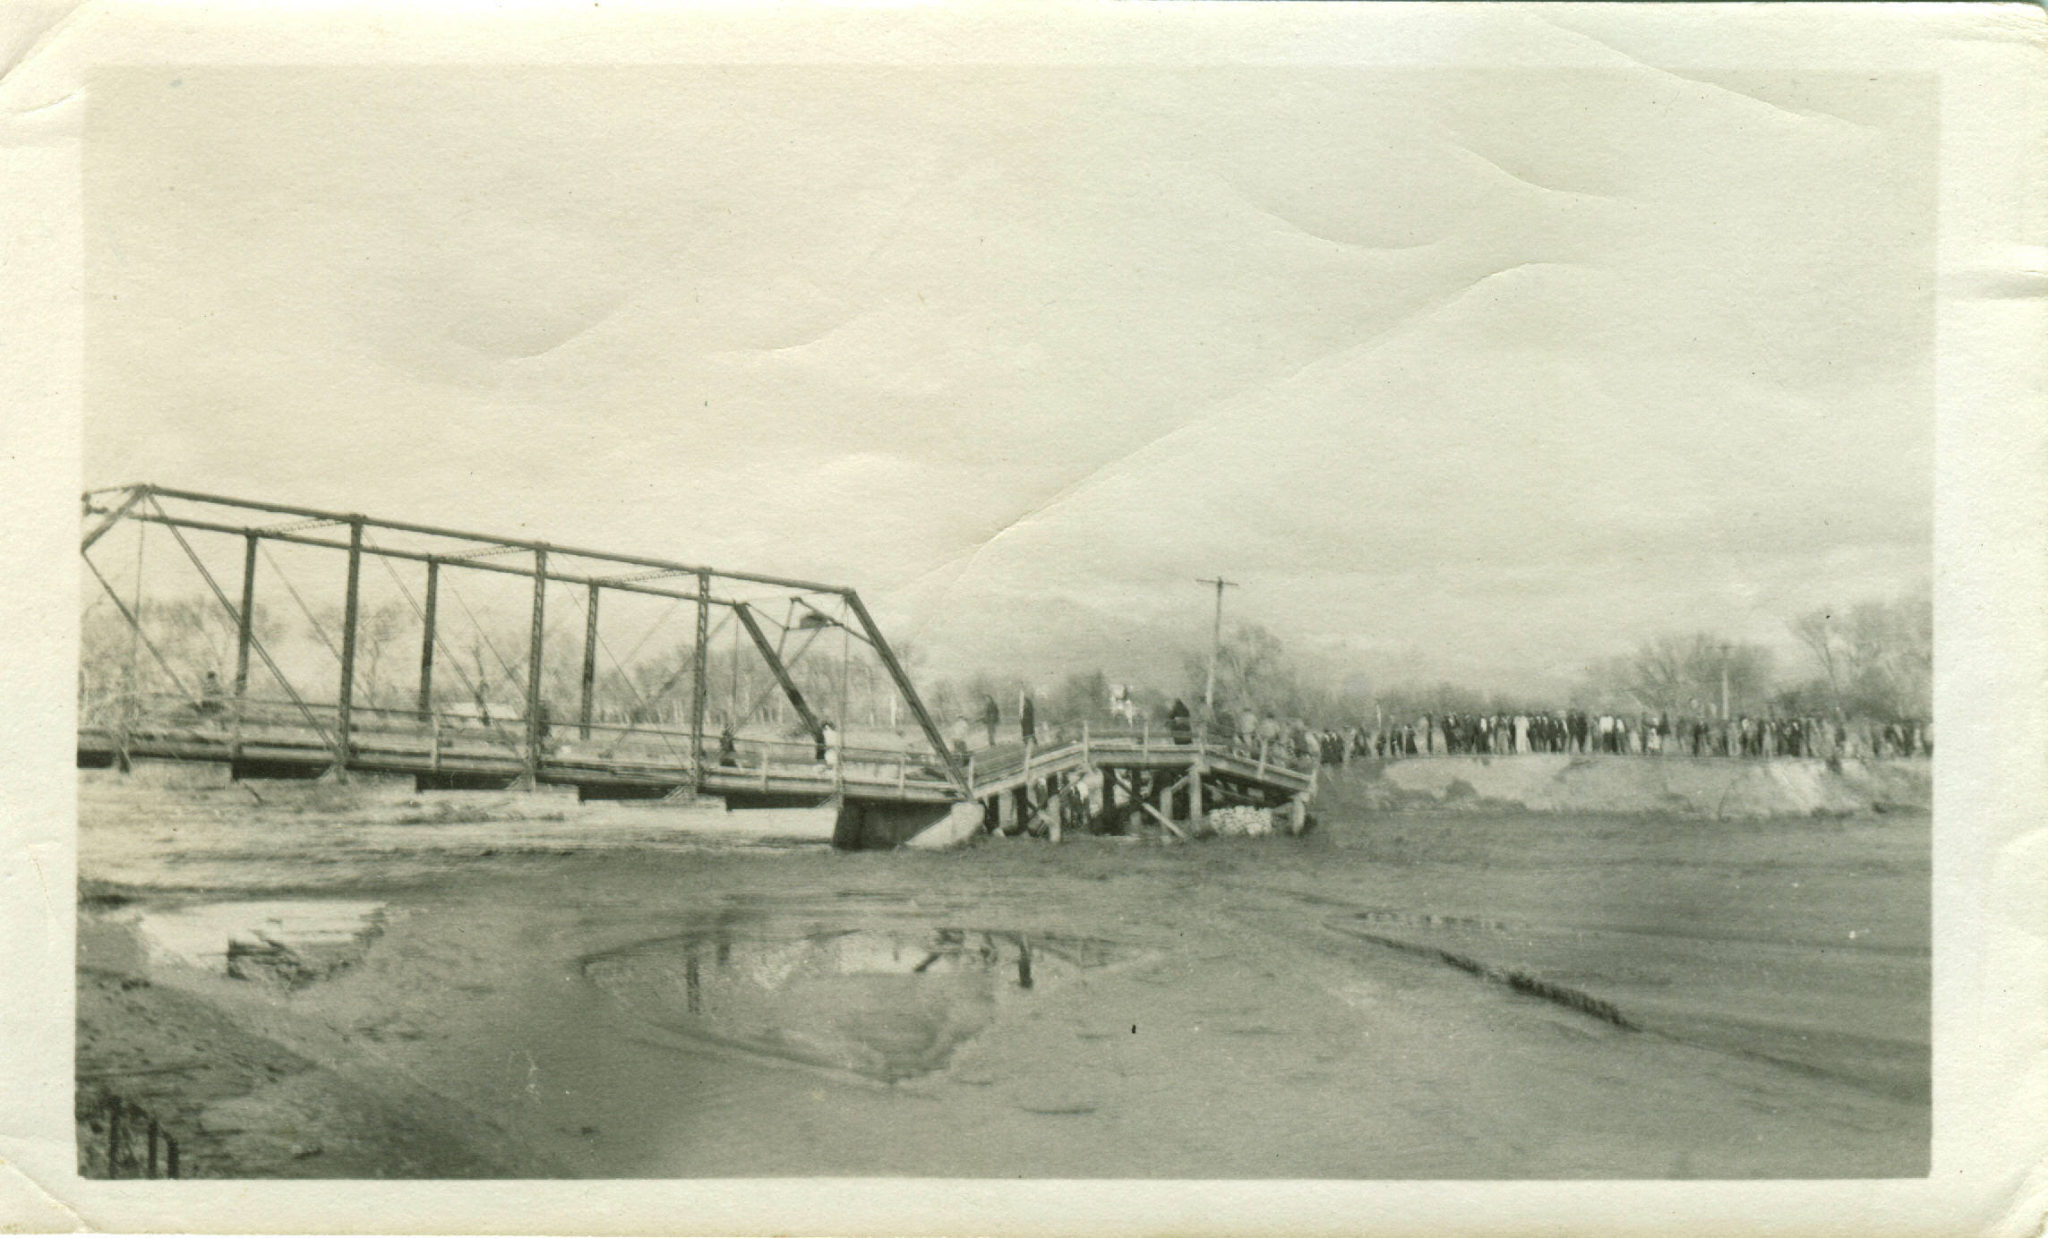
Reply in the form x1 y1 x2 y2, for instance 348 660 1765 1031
84 66 1935 698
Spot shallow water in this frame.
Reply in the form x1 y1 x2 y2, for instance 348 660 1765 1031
121 899 388 975
584 924 1140 1081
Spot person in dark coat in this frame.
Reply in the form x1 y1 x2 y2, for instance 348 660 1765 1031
1169 699 1193 745
1020 694 1036 744
982 696 1000 747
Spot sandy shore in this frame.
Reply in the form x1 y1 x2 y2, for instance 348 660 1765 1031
75 762 1928 1178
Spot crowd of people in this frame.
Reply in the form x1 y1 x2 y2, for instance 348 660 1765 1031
1270 710 1932 766
941 690 1932 772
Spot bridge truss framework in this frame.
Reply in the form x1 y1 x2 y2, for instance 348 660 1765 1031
79 483 968 799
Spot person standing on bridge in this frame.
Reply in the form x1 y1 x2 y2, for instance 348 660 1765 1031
1169 699 1193 745
197 670 224 719
982 695 1000 748
1020 694 1036 745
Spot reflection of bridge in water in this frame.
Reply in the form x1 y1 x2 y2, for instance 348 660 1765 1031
78 485 1314 847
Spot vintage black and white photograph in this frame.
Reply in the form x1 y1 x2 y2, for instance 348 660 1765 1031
50 19 1969 1194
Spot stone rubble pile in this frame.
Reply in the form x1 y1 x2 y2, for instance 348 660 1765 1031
1205 805 1275 837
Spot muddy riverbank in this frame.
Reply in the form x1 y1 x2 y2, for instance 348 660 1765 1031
76 763 1929 1178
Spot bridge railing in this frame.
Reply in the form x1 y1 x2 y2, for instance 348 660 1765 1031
84 690 957 790
957 720 1319 793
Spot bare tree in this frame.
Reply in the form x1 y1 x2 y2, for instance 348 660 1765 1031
1789 590 1931 719
1585 633 1775 716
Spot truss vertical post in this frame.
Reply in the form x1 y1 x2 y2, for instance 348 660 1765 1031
333 518 364 781
521 549 548 790
233 533 258 699
690 571 709 780
117 524 145 774
841 590 965 794
417 559 439 719
230 532 258 770
580 583 600 740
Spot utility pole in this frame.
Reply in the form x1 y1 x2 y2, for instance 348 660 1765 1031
1714 640 1733 720
1196 576 1238 721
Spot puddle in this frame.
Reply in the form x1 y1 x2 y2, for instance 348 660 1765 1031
584 924 1136 1082
122 900 388 988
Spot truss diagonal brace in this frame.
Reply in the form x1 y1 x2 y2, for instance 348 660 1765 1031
843 590 966 795
732 602 823 744
81 486 147 553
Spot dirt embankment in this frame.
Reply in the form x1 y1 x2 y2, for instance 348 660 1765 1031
1326 754 1930 819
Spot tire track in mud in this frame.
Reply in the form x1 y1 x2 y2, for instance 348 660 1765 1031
1324 923 1639 1030
1244 891 1926 1105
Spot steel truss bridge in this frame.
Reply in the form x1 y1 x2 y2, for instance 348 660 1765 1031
78 485 1314 845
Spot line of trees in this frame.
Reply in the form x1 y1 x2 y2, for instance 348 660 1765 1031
81 582 1935 742
78 589 902 738
911 589 1934 735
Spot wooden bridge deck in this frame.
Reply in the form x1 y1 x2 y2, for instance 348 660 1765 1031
77 699 1315 813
